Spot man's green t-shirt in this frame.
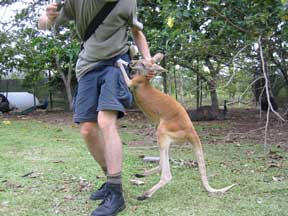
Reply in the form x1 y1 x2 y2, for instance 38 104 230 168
55 0 143 79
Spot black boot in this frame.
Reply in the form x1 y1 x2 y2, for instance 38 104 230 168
90 183 107 201
91 183 125 216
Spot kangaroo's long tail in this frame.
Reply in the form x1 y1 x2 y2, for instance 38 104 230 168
188 134 236 193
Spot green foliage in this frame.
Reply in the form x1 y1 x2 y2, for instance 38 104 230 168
0 0 287 108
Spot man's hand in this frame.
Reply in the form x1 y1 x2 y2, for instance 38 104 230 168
143 58 155 80
38 3 60 30
46 3 60 22
145 71 156 80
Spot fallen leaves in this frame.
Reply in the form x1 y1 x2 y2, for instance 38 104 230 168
268 150 283 161
130 179 145 186
52 160 65 164
272 176 286 182
63 195 73 201
78 176 92 192
267 150 284 168
57 176 93 193
21 171 41 178
5 181 23 191
58 184 70 193
140 155 198 168
246 150 256 156
2 120 11 125
170 159 198 168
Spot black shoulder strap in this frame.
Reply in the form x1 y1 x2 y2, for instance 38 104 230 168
83 1 118 43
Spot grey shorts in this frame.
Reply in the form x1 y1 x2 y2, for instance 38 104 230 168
73 54 132 123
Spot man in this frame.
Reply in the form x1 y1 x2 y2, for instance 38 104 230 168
38 1 153 215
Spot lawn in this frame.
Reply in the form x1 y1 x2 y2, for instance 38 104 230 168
0 119 287 216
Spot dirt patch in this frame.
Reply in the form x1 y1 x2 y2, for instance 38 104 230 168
1 108 287 150
1 110 74 126
222 109 287 150
120 108 288 150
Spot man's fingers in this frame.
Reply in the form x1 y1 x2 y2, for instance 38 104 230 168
46 3 58 12
48 12 60 17
145 71 156 80
46 3 59 20
148 71 156 76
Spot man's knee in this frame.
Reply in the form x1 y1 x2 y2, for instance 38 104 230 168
98 111 118 131
80 122 98 138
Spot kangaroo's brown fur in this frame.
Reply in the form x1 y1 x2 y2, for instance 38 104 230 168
116 54 235 200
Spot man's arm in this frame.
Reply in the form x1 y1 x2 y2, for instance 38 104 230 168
131 27 151 61
131 27 156 79
38 3 59 30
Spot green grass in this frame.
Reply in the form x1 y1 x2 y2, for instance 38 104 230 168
0 120 287 216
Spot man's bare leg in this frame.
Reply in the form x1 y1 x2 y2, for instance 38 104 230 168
80 122 106 171
98 110 122 177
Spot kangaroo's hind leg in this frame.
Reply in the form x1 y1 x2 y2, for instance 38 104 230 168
137 133 172 200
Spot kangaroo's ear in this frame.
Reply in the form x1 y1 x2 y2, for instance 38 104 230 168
151 64 167 73
152 53 164 63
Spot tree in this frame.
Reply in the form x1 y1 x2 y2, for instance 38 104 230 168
0 1 79 110
47 26 79 110
138 0 287 111
1 0 287 112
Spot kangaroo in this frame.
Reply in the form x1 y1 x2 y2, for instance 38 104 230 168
116 54 235 200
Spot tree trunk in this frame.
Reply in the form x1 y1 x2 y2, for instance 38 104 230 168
56 55 73 111
259 43 278 111
173 67 178 100
271 56 288 86
179 71 185 105
208 80 219 111
60 71 73 111
196 74 200 109
162 55 168 93
168 74 172 95
205 58 219 111
48 69 53 110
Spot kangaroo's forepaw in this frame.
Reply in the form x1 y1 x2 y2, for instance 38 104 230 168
137 195 149 201
135 174 145 178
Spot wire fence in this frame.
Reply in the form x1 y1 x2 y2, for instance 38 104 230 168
0 79 72 111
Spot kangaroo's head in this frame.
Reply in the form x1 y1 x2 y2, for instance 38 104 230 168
129 53 167 78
